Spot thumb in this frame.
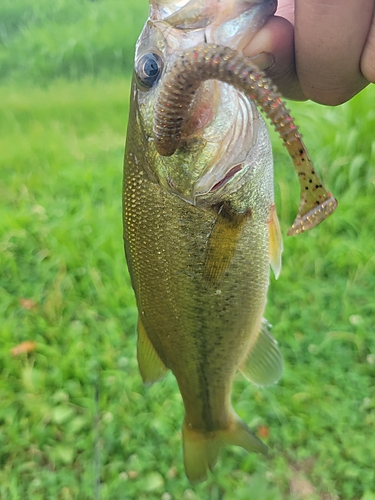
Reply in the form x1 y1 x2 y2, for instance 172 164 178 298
243 16 306 101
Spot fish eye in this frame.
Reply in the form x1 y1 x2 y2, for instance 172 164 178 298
135 52 163 89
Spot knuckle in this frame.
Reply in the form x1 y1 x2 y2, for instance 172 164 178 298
300 73 366 106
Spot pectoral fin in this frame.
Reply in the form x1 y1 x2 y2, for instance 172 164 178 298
137 318 168 384
204 204 247 284
240 319 283 387
268 204 283 279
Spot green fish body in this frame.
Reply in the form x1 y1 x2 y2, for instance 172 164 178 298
123 0 283 482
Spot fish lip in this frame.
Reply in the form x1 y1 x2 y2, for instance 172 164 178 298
261 0 278 17
151 0 277 22
150 0 277 50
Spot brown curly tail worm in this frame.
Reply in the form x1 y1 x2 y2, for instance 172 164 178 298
153 43 337 235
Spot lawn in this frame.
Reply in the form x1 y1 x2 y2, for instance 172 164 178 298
0 1 375 499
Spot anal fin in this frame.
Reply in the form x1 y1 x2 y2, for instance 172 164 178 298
240 319 283 387
137 318 168 384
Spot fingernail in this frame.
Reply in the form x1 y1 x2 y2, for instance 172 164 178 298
247 52 275 71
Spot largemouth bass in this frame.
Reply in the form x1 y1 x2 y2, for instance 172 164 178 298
123 0 336 483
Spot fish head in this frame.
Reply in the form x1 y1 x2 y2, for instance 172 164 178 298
130 0 276 209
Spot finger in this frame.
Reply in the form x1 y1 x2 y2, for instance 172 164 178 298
294 0 374 105
361 7 375 82
243 16 306 100
276 0 295 24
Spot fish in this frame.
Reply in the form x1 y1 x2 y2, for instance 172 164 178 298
123 0 336 483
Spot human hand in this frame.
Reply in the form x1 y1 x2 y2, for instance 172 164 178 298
243 0 375 104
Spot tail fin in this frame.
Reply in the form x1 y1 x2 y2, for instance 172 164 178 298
182 414 267 483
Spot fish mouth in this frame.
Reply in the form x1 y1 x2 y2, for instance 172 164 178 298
149 0 274 205
151 0 277 50
156 78 261 207
152 0 277 29
188 82 261 205
180 83 217 139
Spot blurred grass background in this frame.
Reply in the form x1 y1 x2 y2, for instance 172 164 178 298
0 1 374 499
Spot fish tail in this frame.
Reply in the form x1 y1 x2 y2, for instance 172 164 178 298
182 422 221 483
182 414 267 483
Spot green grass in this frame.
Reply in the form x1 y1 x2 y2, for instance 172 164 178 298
0 0 148 82
1 1 375 499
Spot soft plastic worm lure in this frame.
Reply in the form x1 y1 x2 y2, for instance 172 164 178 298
154 43 337 235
